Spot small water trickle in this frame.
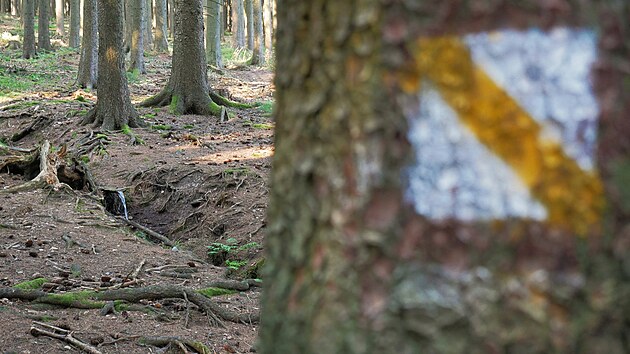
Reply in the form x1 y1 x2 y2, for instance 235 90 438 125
117 191 129 220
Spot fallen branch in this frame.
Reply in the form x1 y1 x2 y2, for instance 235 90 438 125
119 217 175 247
30 322 102 354
0 284 259 325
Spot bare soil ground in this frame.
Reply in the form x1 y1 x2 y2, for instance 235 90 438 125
0 22 272 353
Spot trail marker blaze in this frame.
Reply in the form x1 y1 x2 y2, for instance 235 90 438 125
406 28 603 233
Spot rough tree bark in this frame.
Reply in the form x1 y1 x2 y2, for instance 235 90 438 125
248 0 263 65
140 0 222 116
128 0 146 74
37 0 52 51
82 0 141 130
76 0 97 89
205 0 222 68
153 0 168 51
262 0 272 61
68 0 80 47
22 0 35 58
261 1 630 353
231 0 245 48
54 0 64 36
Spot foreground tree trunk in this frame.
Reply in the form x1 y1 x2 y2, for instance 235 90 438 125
22 0 35 58
140 0 220 116
82 0 141 130
153 0 168 51
128 0 146 74
205 0 222 68
37 0 52 51
68 0 80 47
261 1 630 353
76 0 97 89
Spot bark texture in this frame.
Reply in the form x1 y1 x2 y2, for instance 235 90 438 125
144 0 153 49
68 0 80 47
140 0 220 116
37 0 52 51
77 0 97 89
22 0 35 58
205 0 222 68
154 0 168 51
82 0 141 130
249 0 263 65
128 0 146 74
261 1 630 353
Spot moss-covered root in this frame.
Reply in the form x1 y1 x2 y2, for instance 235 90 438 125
13 278 48 290
210 91 257 109
141 90 222 117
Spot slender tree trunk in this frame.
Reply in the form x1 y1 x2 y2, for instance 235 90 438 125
232 0 244 48
123 0 131 52
82 0 141 130
153 0 167 51
262 0 272 61
77 0 97 89
205 0 222 68
144 0 152 50
68 0 80 47
245 0 253 49
22 0 35 58
128 0 146 74
1 0 5 15
249 0 263 65
166 0 173 39
221 0 227 40
37 0 52 50
141 0 221 116
54 0 63 36
11 0 19 17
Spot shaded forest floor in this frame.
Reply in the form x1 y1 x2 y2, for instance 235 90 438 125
0 18 273 353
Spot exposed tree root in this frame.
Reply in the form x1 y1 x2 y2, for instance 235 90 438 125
209 91 256 109
140 88 223 116
0 284 260 325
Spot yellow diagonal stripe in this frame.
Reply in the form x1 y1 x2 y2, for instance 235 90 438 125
415 37 603 234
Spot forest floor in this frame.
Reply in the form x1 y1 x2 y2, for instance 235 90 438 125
0 20 273 354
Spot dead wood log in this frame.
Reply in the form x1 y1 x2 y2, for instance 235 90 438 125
119 217 176 247
0 284 259 325
0 140 67 194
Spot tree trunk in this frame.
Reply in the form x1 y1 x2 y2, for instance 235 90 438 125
249 0 263 65
68 0 80 47
1 0 5 15
245 0 253 49
261 1 630 353
10 0 19 17
262 0 272 61
54 0 63 36
82 0 141 130
166 0 173 39
76 0 97 89
140 0 220 116
37 0 52 51
144 0 152 50
153 0 167 51
231 0 244 48
22 0 35 58
205 0 222 68
128 0 146 74
123 0 131 52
